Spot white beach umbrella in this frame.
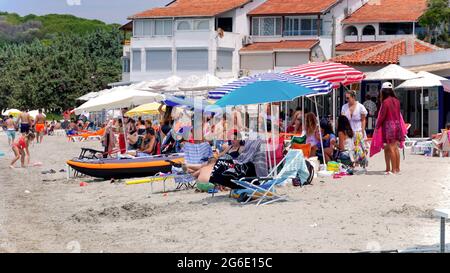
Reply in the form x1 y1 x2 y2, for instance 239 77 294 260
365 64 418 81
2 109 22 116
76 92 99 101
28 110 46 119
396 71 448 89
396 71 448 138
74 87 164 115
178 74 224 91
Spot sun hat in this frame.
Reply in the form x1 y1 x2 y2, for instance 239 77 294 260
382 82 393 89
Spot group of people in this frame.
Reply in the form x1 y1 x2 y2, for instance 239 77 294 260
282 82 405 174
0 109 47 168
94 81 406 176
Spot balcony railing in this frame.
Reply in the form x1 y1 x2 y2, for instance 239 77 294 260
283 29 323 36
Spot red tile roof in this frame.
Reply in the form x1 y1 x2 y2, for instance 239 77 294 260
130 0 251 19
336 42 385 52
343 0 427 23
240 40 319 52
331 39 441 65
248 0 339 16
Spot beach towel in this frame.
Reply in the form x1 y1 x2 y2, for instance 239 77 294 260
182 142 213 165
235 139 268 177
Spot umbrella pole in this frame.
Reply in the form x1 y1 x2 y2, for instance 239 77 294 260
302 96 305 132
271 103 277 176
263 110 273 174
315 96 326 165
284 101 288 135
120 110 128 156
421 86 424 138
333 88 336 133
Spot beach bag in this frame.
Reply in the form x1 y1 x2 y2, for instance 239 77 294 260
302 159 314 186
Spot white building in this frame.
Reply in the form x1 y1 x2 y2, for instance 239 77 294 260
121 0 267 82
120 0 430 82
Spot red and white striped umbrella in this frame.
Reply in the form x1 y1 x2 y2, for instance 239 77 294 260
283 62 365 89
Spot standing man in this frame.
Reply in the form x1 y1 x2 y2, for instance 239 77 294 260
16 109 32 135
35 109 46 144
363 94 377 130
5 115 16 146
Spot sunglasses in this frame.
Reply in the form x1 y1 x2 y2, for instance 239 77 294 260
345 96 351 100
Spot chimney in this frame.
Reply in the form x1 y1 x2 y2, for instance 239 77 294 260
406 38 415 55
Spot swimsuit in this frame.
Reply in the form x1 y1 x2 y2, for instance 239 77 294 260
6 128 16 140
14 137 26 150
35 123 45 133
20 123 30 134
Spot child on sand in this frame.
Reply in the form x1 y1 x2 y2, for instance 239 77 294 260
10 132 35 168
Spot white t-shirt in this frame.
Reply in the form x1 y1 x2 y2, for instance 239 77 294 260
341 102 368 133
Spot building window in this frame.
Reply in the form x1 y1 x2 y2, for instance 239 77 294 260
132 49 142 72
380 23 413 35
344 25 358 36
155 19 173 36
283 17 321 36
362 25 376 35
122 56 130 73
143 20 152 36
251 17 282 36
177 49 208 71
146 49 172 71
194 19 210 30
133 20 144 37
217 50 233 71
177 20 192 31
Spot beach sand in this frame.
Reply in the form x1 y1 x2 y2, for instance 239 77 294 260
0 133 449 253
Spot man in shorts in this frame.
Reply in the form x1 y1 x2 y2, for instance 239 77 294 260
5 115 16 146
17 109 32 134
35 109 46 144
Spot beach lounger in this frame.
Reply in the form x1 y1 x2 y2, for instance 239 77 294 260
230 149 309 206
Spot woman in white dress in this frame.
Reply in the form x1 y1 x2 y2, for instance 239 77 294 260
341 90 368 167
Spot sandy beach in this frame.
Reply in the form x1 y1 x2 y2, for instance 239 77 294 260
0 132 449 253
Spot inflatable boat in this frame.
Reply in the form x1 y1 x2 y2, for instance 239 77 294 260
67 153 185 179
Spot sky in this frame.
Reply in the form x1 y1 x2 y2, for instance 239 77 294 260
0 0 171 24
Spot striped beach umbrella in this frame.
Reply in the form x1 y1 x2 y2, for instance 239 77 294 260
208 72 332 101
283 61 365 89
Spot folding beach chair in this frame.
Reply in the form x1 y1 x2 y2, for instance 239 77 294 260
432 130 450 157
145 143 214 194
230 149 309 206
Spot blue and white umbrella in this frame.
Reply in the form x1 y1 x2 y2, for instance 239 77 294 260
208 72 332 100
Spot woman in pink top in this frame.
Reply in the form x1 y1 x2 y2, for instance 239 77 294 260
376 82 405 174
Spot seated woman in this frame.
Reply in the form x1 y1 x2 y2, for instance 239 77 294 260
305 112 319 156
136 128 157 157
192 131 245 183
316 120 336 163
287 116 302 135
334 115 355 166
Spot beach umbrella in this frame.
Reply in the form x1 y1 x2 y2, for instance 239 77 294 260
74 87 164 115
179 74 226 91
28 110 46 119
396 71 449 138
214 72 332 169
125 102 165 117
214 73 332 107
283 61 365 89
76 92 100 101
364 64 418 82
2 109 21 117
284 62 365 132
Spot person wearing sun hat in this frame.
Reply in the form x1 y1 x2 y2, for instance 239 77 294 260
375 82 406 175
